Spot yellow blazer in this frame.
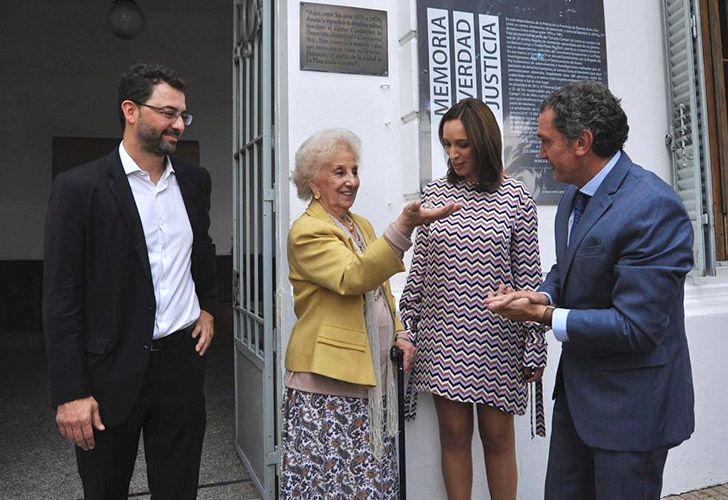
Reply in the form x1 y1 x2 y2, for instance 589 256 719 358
285 199 405 386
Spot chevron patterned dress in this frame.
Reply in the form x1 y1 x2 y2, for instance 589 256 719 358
400 176 547 419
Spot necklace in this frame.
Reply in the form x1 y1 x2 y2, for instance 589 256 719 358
330 213 355 232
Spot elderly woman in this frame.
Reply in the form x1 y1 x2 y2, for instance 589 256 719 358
281 128 458 499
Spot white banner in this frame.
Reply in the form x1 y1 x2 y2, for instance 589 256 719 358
427 8 452 180
478 14 504 137
453 11 476 103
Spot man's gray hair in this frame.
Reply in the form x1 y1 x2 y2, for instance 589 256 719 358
540 80 629 158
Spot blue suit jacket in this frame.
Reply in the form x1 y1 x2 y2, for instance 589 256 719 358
540 152 695 452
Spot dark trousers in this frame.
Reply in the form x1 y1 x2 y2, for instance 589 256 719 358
545 391 669 500
76 329 207 500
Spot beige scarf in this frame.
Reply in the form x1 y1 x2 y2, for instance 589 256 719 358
363 288 398 459
335 214 398 459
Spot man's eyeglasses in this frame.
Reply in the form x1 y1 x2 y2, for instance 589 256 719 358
133 101 193 126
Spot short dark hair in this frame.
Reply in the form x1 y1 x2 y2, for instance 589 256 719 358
540 80 629 157
438 98 503 192
117 63 186 129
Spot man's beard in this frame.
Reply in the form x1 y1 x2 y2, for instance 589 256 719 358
138 124 179 156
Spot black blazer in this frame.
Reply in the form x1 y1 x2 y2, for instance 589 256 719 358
42 150 217 427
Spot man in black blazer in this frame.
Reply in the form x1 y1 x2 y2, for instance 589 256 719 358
43 63 217 499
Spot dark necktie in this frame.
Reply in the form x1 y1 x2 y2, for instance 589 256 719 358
572 192 591 228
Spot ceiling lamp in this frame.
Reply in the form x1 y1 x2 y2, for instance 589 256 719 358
108 0 145 40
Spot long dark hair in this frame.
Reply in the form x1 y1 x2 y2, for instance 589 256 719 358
438 98 503 192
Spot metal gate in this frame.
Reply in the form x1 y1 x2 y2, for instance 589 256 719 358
232 0 277 498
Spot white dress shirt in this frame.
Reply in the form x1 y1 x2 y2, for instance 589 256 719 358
119 142 200 339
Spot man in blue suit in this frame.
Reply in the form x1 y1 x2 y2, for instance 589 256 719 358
486 81 694 499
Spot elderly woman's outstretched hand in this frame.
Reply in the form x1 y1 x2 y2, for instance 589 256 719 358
394 200 461 237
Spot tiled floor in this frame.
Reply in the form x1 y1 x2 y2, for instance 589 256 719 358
664 483 728 499
0 323 259 500
0 326 722 500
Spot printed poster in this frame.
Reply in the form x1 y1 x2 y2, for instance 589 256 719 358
418 0 607 204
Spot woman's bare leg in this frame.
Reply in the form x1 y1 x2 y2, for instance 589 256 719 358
433 395 475 500
476 404 517 500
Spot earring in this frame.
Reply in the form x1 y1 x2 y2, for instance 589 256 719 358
314 191 321 200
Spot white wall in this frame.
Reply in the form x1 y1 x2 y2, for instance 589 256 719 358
0 1 232 260
276 0 728 497
665 272 728 494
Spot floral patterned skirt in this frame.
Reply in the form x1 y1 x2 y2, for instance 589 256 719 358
280 388 398 499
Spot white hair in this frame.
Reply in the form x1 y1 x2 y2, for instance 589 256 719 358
291 128 361 200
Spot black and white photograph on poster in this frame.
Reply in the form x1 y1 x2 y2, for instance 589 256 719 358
417 0 607 204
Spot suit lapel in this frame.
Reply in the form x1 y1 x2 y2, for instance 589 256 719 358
560 153 632 283
106 151 153 282
173 162 198 235
350 212 375 243
306 199 358 250
554 188 574 277
561 192 613 277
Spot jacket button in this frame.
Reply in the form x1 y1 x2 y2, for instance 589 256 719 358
147 306 153 311
143 341 152 350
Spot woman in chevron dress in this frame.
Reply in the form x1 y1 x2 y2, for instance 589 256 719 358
400 98 546 500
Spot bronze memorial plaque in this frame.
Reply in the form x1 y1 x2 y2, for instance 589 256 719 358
300 2 388 76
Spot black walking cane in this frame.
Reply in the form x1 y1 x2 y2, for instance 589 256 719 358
389 345 407 500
